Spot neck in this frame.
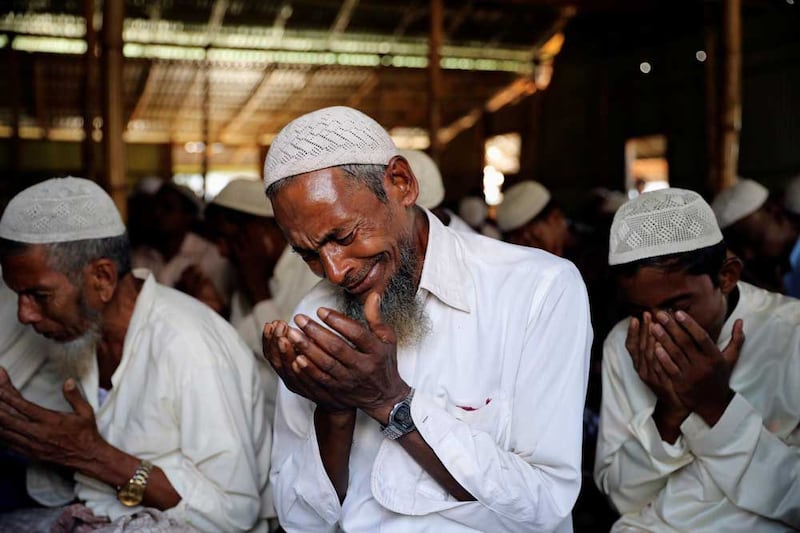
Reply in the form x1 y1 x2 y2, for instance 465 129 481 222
96 273 142 388
156 231 187 262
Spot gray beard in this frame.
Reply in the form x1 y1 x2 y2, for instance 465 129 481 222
338 237 431 348
55 299 102 380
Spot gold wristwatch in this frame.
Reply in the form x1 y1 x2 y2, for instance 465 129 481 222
117 459 153 507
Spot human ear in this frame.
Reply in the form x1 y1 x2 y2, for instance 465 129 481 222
718 256 743 295
85 259 119 303
384 155 419 208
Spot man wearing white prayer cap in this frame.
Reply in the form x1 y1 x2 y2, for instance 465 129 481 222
262 106 591 532
131 180 234 314
496 180 571 257
711 178 800 296
595 187 800 532
398 149 475 234
0 177 272 531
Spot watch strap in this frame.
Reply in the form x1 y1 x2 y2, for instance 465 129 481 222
381 388 416 440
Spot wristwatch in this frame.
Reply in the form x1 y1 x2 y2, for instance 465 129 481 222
117 459 153 507
382 389 416 440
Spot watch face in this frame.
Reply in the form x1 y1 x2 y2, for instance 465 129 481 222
393 404 413 429
118 483 145 507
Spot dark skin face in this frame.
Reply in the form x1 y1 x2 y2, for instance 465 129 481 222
619 258 745 440
1 245 97 342
270 158 425 303
732 203 798 262
506 209 569 257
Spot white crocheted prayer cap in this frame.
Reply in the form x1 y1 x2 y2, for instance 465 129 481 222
458 196 487 228
784 175 800 215
496 180 551 232
0 177 125 244
609 188 723 266
264 106 399 189
210 178 273 217
399 149 444 209
710 178 768 229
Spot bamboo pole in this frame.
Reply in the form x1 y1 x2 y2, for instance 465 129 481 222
719 0 741 192
82 0 99 182
101 0 127 217
427 0 443 163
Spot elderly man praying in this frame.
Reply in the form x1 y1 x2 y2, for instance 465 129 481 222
0 177 271 532
263 106 592 532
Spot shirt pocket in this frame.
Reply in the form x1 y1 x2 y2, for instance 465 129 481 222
444 392 512 449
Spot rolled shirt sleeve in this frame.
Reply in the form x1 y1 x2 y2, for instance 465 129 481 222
681 393 800 527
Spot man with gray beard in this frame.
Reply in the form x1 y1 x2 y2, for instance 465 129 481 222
262 106 593 532
0 177 272 532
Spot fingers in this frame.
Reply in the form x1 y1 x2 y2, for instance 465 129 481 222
63 379 94 419
316 307 380 354
0 372 49 422
721 318 745 367
287 319 351 380
674 311 718 356
363 293 395 345
625 317 641 370
651 312 692 370
654 342 681 377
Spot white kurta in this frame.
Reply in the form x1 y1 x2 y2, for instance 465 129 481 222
72 272 272 532
595 281 800 531
131 232 235 304
270 210 592 532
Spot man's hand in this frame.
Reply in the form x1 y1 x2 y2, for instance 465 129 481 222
0 368 106 473
650 310 744 427
626 312 689 442
284 292 410 422
262 320 351 412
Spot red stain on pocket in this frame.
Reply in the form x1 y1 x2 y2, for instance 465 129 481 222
456 398 492 411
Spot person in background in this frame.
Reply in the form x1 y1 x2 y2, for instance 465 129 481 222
131 181 234 314
399 149 475 233
457 195 502 239
0 177 272 532
262 106 591 532
496 180 571 257
595 187 800 531
711 178 799 295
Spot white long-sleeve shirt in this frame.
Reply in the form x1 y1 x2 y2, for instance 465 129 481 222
271 210 592 532
595 281 800 531
72 272 272 532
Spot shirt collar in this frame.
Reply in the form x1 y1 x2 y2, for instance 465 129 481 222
417 208 472 313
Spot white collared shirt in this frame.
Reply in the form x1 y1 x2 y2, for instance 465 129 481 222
72 272 272 532
271 209 592 532
595 282 800 531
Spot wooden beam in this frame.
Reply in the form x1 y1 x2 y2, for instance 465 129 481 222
82 0 99 181
126 62 159 127
348 72 380 107
101 0 126 217
218 66 277 142
330 0 359 36
718 0 741 192
428 0 444 162
33 59 50 138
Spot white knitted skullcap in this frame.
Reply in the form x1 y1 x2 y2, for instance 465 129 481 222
263 106 399 189
784 175 800 215
210 178 273 217
609 188 723 266
710 178 768 229
399 149 444 209
458 196 487 227
0 177 125 244
496 181 552 232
